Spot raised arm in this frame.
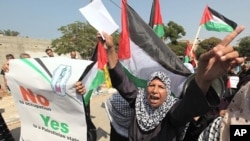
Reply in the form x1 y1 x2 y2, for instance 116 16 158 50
98 32 118 69
98 32 138 105
168 26 245 127
195 26 245 94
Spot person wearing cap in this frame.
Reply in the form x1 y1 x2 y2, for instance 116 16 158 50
98 25 244 141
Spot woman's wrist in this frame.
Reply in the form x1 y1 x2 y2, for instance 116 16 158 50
194 74 211 95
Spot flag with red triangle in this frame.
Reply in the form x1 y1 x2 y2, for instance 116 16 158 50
80 41 111 106
184 41 197 68
118 0 191 98
200 5 237 32
149 0 165 38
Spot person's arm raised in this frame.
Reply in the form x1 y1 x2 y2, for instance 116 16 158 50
195 26 245 94
99 32 118 69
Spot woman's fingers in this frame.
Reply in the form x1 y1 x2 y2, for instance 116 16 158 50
75 81 86 95
220 25 245 46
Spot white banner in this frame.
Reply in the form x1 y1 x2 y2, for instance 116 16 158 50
6 57 92 141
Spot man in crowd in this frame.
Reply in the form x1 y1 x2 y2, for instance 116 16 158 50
45 48 54 57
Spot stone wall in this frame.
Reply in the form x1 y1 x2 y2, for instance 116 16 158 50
0 36 83 89
0 35 51 59
0 36 51 88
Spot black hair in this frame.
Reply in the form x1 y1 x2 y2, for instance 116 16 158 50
5 54 14 59
45 48 52 52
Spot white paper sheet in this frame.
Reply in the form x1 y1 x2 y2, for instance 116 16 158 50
79 0 119 36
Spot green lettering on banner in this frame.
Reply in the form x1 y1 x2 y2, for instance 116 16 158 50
51 120 60 130
61 123 69 133
40 114 69 134
40 114 50 127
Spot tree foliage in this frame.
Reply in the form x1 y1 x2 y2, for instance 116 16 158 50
51 21 120 59
238 36 250 57
51 21 98 59
195 37 221 59
199 37 221 51
163 21 186 44
0 29 20 36
167 42 186 56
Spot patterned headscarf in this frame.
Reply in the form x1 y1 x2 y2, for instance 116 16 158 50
135 71 177 131
105 92 134 137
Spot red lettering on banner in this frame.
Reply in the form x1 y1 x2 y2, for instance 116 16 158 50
20 86 49 106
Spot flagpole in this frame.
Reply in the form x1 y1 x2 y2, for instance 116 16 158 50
189 25 202 68
191 25 202 52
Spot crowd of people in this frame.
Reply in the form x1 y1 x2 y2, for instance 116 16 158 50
1 25 250 141
96 27 245 141
77 25 249 141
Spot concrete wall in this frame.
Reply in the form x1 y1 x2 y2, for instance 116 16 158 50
0 36 51 89
0 36 51 59
0 36 83 89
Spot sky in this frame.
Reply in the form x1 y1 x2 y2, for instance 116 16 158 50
1 0 250 46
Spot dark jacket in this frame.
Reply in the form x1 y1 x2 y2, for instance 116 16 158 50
0 113 15 141
109 62 220 141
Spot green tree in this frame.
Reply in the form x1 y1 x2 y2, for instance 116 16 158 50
51 21 120 59
167 42 186 56
51 21 98 59
0 29 19 36
238 36 250 57
199 37 221 51
163 21 186 44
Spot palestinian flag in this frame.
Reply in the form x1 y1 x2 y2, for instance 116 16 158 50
184 41 197 67
90 41 112 88
80 41 111 106
184 42 192 63
200 5 237 32
118 0 191 97
149 0 165 38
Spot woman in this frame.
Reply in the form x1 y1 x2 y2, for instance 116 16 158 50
100 25 245 141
